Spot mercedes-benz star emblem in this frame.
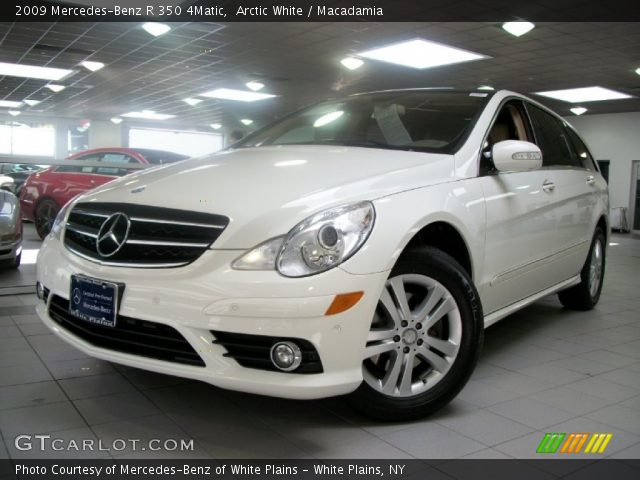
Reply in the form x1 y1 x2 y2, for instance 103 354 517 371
96 212 131 258
72 288 82 305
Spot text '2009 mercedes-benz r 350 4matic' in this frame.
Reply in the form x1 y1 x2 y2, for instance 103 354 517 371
35 89 608 420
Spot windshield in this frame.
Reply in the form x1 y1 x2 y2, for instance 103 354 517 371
236 90 490 154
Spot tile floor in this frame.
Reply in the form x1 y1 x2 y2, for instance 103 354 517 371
0 233 638 460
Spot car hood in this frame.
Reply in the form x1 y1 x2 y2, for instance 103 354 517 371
79 145 454 248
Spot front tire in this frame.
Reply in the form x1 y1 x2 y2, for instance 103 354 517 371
34 199 60 240
348 247 483 421
558 228 606 310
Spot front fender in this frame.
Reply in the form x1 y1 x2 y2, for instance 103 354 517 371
340 178 486 282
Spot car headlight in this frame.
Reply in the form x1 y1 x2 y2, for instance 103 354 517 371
233 202 375 277
49 201 73 240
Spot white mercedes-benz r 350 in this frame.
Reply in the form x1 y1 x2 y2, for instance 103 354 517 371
36 89 608 420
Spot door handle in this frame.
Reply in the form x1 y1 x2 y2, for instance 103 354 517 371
542 180 555 192
586 175 595 185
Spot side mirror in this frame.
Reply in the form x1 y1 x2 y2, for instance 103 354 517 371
492 140 542 172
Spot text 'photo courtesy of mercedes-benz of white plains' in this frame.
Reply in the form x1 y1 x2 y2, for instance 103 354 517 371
35 89 608 421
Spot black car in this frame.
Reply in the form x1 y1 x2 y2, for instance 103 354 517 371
0 162 44 196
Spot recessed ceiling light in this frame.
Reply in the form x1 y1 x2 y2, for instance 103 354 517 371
46 84 65 93
240 119 253 126
340 57 364 70
210 123 222 129
142 22 171 37
245 81 264 91
535 86 632 103
121 110 175 120
0 100 22 108
80 61 105 72
110 117 123 124
183 98 202 106
570 107 588 115
201 88 276 102
502 21 535 37
357 38 488 70
0 61 73 81
8 110 21 117
23 99 40 106
477 85 495 91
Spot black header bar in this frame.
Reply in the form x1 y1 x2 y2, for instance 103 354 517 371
5 0 640 22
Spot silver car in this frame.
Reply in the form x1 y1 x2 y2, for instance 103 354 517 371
0 190 22 268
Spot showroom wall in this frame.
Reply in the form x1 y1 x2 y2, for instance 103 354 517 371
88 120 123 149
566 112 640 221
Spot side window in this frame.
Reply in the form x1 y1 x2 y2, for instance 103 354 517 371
58 153 101 173
565 127 597 171
481 100 533 175
526 105 581 168
96 153 136 176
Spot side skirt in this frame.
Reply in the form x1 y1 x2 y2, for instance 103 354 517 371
483 275 581 328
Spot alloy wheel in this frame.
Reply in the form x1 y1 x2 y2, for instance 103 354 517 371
363 274 462 397
589 238 604 298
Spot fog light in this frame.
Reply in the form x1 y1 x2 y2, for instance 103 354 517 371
270 341 302 372
36 282 44 300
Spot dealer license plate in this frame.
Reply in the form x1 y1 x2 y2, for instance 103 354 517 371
69 275 120 328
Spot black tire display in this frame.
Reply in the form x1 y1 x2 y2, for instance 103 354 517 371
349 246 484 421
558 228 606 311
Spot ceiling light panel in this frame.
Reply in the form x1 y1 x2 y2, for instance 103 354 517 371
340 57 364 70
183 98 202 106
201 88 276 102
246 81 264 91
80 61 105 72
535 86 632 103
0 62 73 81
570 107 588 115
23 99 40 106
46 84 66 92
121 110 175 120
142 23 171 37
358 39 488 70
8 111 21 116
502 21 535 37
0 100 22 108
240 119 253 125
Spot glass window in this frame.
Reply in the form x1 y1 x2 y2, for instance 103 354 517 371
0 122 55 156
101 153 136 164
565 127 597 171
128 149 189 165
237 91 491 154
67 121 90 153
57 153 101 173
526 105 580 168
129 128 221 157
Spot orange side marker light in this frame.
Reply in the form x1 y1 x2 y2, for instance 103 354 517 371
325 291 364 316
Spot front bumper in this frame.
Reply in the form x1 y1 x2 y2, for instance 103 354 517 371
0 239 21 261
36 236 388 399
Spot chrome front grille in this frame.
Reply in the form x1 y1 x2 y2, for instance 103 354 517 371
63 202 229 268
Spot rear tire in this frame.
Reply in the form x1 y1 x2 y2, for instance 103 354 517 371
558 228 606 310
34 199 60 240
348 246 483 421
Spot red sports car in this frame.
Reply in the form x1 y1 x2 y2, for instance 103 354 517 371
20 147 189 239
